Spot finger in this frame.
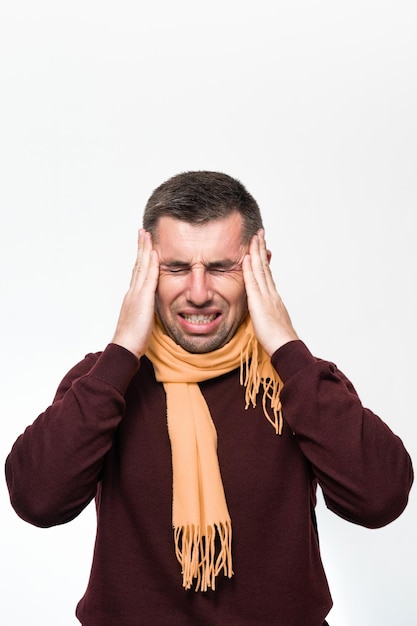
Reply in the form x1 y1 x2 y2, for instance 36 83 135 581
141 248 160 294
247 232 273 296
242 251 261 297
130 229 153 289
256 230 277 293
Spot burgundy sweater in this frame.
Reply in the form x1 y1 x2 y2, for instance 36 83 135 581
5 341 413 625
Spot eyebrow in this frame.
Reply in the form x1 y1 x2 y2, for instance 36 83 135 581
206 259 241 269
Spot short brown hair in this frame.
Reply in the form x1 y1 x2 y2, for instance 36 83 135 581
143 171 263 242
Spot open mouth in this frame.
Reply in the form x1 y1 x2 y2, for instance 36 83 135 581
180 313 219 324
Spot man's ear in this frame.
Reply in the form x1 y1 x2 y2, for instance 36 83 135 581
266 249 272 264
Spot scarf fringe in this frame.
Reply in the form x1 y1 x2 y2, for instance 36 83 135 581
240 330 284 435
174 522 233 592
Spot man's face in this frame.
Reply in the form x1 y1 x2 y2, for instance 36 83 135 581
153 212 249 353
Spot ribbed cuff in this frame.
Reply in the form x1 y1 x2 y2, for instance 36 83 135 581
88 343 140 394
271 340 316 383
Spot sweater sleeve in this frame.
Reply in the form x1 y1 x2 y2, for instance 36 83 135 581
5 343 140 528
272 340 414 529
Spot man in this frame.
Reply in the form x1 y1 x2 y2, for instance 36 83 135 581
5 171 413 625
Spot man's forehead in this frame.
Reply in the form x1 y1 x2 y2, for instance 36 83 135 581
154 215 247 265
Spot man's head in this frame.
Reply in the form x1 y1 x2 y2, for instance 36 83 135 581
143 171 263 242
143 171 264 353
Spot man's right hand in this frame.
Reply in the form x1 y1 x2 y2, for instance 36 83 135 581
111 229 159 359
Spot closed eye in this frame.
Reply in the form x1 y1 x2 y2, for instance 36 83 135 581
159 264 191 275
168 268 188 273
207 263 243 275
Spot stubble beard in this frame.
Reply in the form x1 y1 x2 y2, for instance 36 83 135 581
155 308 247 354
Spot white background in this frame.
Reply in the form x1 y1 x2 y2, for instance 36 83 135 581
1 1 416 624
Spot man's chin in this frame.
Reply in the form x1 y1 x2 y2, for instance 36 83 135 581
159 323 231 354
171 333 228 354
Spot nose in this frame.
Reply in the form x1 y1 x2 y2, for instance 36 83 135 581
186 267 213 306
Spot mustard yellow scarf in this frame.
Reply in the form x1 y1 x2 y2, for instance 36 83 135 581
146 316 283 591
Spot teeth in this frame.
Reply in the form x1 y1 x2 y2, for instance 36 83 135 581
182 314 216 324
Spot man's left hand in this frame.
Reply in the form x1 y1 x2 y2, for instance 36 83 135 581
242 230 299 356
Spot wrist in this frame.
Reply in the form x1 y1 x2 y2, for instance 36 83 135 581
111 333 145 360
265 330 299 357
